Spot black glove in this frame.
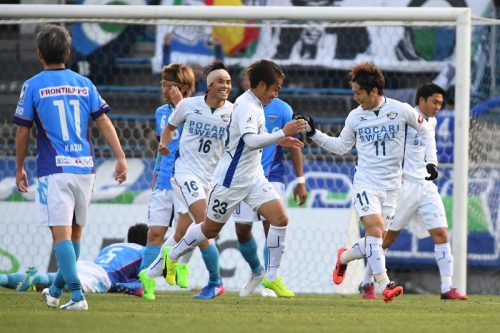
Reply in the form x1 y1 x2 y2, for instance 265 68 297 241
425 164 438 181
292 113 316 137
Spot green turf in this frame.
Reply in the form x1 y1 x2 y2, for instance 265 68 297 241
1 289 499 333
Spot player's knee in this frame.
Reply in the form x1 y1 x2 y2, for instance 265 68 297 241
430 227 448 243
235 224 252 242
270 214 288 227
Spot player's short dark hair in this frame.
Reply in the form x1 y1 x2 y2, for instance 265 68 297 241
35 24 71 65
203 59 228 78
348 62 385 95
246 59 285 89
161 63 196 97
127 223 148 246
415 83 446 105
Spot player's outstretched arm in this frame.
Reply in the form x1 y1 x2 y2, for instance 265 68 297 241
15 126 30 192
95 114 128 184
300 114 355 156
158 123 177 155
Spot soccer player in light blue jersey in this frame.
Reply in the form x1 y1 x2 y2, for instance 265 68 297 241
1 223 148 297
233 92 308 297
14 24 128 311
138 63 195 301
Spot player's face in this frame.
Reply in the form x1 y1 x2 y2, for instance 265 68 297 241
261 78 283 106
419 93 444 118
351 82 378 110
208 76 232 101
162 80 184 104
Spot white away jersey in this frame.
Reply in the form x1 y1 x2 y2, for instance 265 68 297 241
311 97 438 190
403 107 437 182
213 90 266 189
168 95 232 188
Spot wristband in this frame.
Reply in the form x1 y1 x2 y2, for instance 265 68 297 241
296 176 306 184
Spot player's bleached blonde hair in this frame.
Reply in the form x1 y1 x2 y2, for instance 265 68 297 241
161 63 196 98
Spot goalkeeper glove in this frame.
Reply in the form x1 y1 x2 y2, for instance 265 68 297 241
292 113 316 137
425 164 438 181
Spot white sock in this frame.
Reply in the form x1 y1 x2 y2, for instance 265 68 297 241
366 236 389 286
266 225 287 280
146 252 164 279
340 237 366 264
362 263 374 286
178 249 194 264
435 242 453 293
170 223 208 260
146 235 182 279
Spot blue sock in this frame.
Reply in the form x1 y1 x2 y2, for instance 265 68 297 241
33 274 50 287
201 243 221 285
3 273 24 288
263 244 269 270
50 240 84 301
0 274 7 286
237 237 263 275
72 241 80 260
140 245 161 271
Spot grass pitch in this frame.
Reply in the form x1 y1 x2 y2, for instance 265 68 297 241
1 289 499 333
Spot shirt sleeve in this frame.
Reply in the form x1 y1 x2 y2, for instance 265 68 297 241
243 130 285 150
168 101 186 128
13 81 34 127
90 82 110 120
237 102 259 136
310 115 356 155
405 104 438 165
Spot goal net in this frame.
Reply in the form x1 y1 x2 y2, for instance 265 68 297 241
0 1 498 295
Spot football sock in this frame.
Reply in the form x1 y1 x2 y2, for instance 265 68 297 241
435 242 453 293
237 236 263 275
140 245 161 271
365 236 389 286
201 242 221 284
51 240 84 301
266 225 287 280
2 273 24 289
170 223 207 260
263 243 269 270
341 237 366 264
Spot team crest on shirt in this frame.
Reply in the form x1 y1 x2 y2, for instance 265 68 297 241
220 113 231 122
418 115 424 123
15 106 24 116
18 83 28 104
386 111 398 120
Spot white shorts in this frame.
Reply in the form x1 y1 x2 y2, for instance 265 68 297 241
171 173 210 214
147 188 176 228
233 182 285 224
35 173 95 228
352 184 399 227
207 176 280 224
77 260 112 293
388 179 447 237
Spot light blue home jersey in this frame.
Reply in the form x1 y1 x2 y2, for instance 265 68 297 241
261 98 293 183
94 242 145 286
13 68 108 177
154 104 182 190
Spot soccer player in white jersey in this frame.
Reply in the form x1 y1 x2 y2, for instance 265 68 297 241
13 24 128 311
142 60 233 300
358 83 467 300
233 96 308 298
138 63 195 301
302 62 439 303
162 59 307 298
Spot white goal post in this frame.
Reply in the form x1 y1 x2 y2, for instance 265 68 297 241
0 4 472 293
